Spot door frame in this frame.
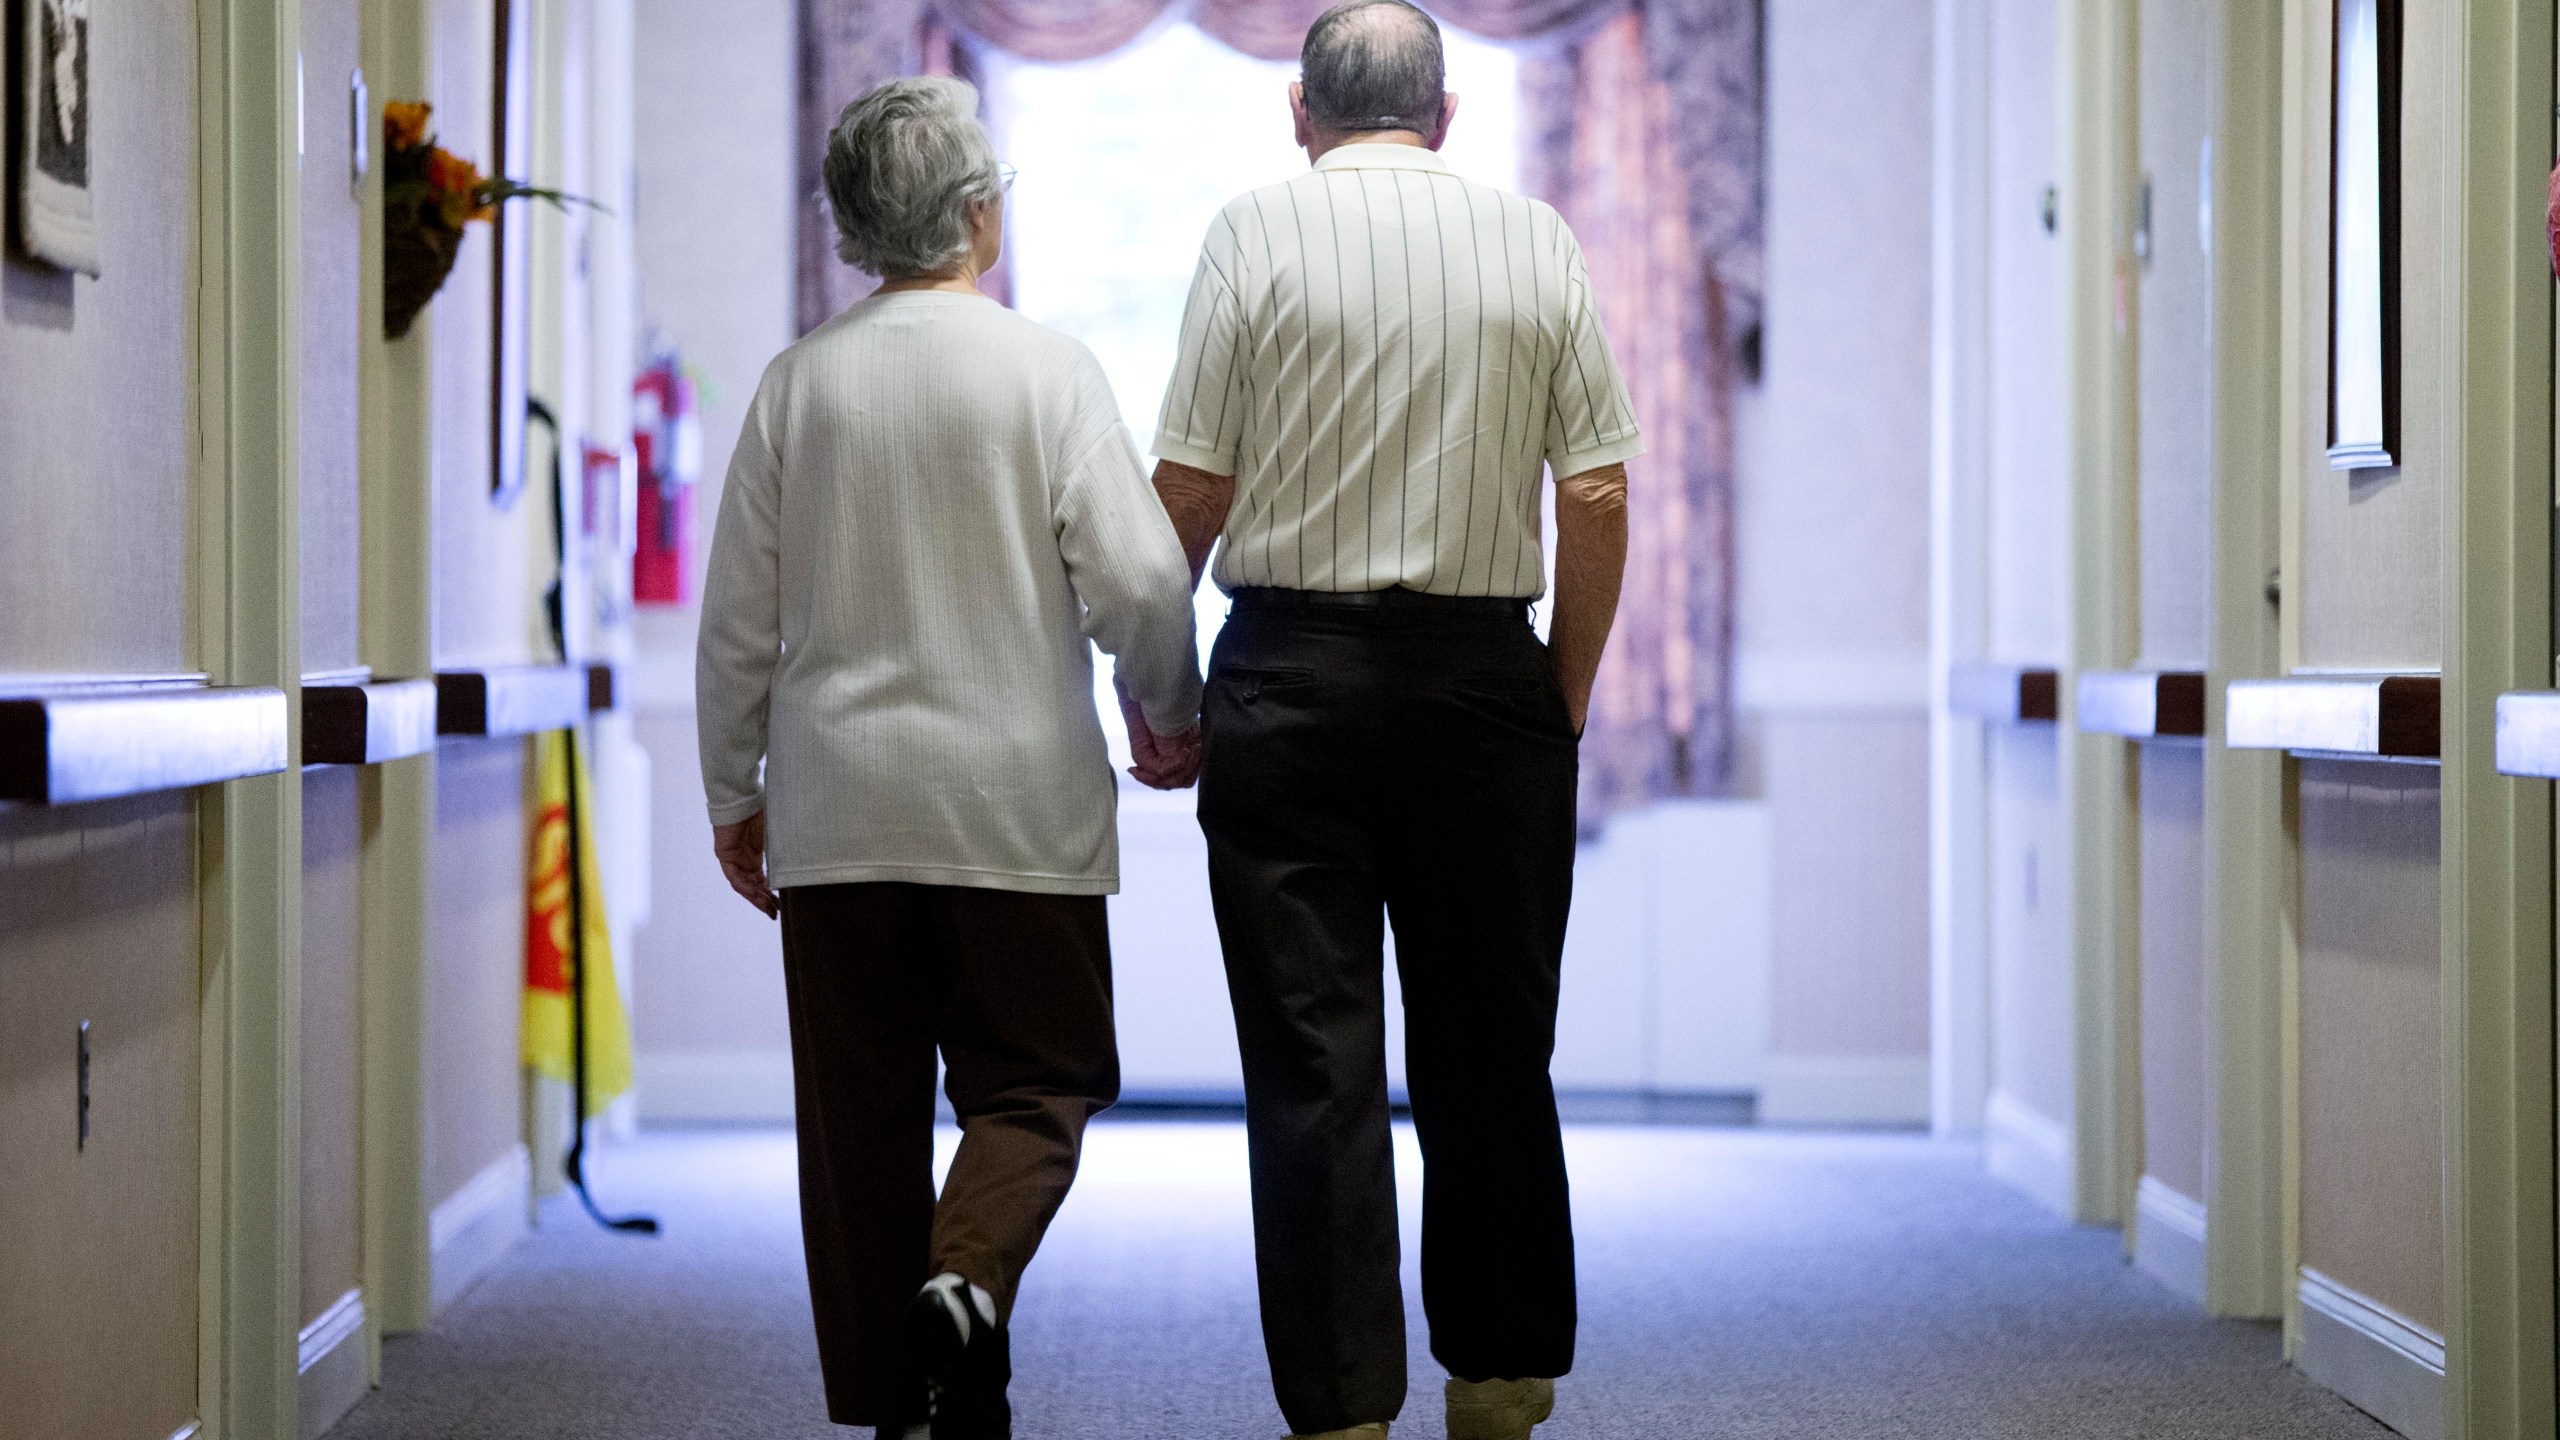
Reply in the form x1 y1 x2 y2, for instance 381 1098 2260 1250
2199 0 2290 1320
358 0 440 1349
1929 0 1996 1141
194 0 308 1434
2434 0 2558 1434
2061 0 2142 1229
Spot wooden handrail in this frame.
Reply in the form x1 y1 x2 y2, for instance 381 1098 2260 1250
435 665 592 738
1947 662 2060 724
2493 690 2560 777
2224 674 2439 760
0 682 291 804
2076 670 2207 739
304 678 440 766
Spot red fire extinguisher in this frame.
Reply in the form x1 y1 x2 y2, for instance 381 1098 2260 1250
632 351 700 605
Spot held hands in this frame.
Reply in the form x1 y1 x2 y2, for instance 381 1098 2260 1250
1116 674 1202 790
712 811 780 920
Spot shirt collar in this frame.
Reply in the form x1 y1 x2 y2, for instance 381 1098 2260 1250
1313 142 1452 175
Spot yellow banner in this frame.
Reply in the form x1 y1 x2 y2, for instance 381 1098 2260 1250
524 728 634 1114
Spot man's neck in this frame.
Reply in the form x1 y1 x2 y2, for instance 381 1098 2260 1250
1306 130 1430 164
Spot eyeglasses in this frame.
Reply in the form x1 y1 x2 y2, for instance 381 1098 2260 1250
997 163 1018 193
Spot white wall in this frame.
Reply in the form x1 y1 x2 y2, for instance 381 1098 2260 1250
627 0 800 1119
1975 0 2078 1210
1747 0 1935 674
0 2 197 675
1741 0 1938 1125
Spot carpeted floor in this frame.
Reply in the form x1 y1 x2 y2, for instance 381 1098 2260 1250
327 1122 2394 1439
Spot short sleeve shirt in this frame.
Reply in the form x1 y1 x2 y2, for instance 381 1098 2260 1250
1153 143 1644 598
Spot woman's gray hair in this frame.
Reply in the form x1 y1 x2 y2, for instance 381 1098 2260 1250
822 77 1002 279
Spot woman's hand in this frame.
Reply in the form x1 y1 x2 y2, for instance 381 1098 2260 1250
1129 721 1202 789
1117 675 1202 790
712 812 780 919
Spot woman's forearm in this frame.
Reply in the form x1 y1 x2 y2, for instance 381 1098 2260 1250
1056 444 1205 733
1549 462 1629 734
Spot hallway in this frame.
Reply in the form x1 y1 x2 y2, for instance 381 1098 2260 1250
10 0 2560 1435
330 1124 2388 1439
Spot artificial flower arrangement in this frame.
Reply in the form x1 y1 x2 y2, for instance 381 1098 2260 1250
381 100 593 339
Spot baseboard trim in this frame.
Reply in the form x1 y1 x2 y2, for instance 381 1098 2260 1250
2295 1268 2445 1440
297 1288 369 1439
428 1144 530 1314
1756 1054 1930 1126
1983 1090 2073 1217
635 1050 797 1124
2132 1176 2208 1304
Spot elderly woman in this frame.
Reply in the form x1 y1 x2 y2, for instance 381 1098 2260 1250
695 76 1202 1440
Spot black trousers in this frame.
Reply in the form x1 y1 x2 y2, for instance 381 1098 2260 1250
777 882 1119 1428
1198 591 1580 1435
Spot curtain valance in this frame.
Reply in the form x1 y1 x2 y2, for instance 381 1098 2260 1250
936 0 1168 62
928 0 1635 64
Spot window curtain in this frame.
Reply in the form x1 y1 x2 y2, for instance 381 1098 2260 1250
795 0 1760 815
1521 2 1756 820
797 0 938 330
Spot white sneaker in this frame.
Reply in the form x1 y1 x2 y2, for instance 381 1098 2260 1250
1447 1377 1555 1440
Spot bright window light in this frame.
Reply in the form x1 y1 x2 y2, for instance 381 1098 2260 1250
986 19 1520 776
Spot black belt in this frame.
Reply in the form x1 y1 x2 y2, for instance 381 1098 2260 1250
1229 586 1530 618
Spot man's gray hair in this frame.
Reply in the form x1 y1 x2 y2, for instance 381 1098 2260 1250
822 77 1002 279
1300 0 1446 136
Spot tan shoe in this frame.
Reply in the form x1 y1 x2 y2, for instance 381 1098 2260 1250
1289 1426 1388 1439
1447 1377 1555 1440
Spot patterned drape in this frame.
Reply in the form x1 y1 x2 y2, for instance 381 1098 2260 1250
796 0 931 330
1643 0 1762 333
1523 6 1752 819
794 0 1760 813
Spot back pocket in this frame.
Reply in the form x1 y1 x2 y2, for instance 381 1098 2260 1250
1216 667 1317 703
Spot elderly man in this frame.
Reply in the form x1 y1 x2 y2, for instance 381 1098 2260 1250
699 77 1201 1440
1129 3 1639 1436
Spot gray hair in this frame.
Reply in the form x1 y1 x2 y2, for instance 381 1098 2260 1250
822 77 1002 279
1300 0 1445 136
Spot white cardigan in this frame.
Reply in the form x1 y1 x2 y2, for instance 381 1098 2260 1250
695 291 1202 895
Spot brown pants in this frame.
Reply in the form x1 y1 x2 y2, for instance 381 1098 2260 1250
779 882 1119 1427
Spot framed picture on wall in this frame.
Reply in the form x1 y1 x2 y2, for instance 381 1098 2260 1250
2327 0 2400 470
13 0 100 274
489 0 532 505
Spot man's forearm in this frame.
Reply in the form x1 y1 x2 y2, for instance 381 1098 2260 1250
1549 462 1629 734
1151 459 1236 587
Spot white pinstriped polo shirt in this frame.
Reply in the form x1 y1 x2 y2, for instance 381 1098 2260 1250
1153 142 1644 599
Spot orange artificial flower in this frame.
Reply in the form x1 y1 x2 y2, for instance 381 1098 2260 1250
424 146 482 194
384 100 432 153
424 147 496 225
